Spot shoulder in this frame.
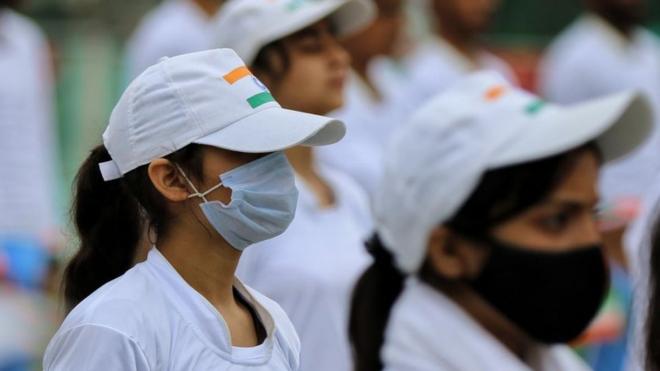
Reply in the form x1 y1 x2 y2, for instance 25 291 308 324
383 280 479 368
44 322 152 371
637 27 660 49
129 1 203 45
50 265 172 366
1 9 48 48
543 18 601 68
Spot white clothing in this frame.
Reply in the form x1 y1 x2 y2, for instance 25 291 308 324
623 174 660 371
237 166 372 371
541 19 660 370
403 36 518 104
0 9 58 234
540 14 660 212
44 248 301 371
382 278 591 371
125 0 218 79
316 69 416 197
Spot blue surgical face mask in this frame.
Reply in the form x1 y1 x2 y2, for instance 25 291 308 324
178 152 299 251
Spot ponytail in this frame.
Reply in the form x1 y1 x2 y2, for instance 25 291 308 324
349 234 405 371
63 145 142 310
63 144 204 311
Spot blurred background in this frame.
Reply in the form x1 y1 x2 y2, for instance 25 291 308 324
22 0 660 212
3 0 660 370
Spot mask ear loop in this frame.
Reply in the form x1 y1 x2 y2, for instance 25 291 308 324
175 164 223 203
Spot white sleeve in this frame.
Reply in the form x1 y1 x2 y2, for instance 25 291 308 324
44 324 151 371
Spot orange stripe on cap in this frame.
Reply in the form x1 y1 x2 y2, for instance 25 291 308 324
484 85 506 101
223 66 252 84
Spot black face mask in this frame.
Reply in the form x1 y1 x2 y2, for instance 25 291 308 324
468 238 609 344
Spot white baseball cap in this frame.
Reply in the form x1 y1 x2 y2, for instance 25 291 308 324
214 0 376 64
99 48 346 181
375 71 654 274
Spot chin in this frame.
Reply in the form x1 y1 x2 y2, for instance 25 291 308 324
312 95 343 114
324 99 344 114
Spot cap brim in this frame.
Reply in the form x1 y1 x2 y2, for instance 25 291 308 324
331 0 376 37
193 106 346 153
241 0 375 63
491 90 654 168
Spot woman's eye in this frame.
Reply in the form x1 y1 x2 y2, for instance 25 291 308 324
540 212 571 231
296 37 324 53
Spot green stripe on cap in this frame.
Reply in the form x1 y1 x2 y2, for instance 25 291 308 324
525 100 546 115
247 92 275 108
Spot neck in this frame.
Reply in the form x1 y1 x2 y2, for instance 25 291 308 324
350 57 382 102
424 275 532 359
157 217 239 308
437 25 479 62
285 146 336 208
286 146 314 177
191 0 222 17
351 54 371 82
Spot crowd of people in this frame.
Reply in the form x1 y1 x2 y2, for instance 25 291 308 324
3 0 660 370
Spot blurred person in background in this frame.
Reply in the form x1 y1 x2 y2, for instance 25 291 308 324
125 0 224 79
0 0 61 369
350 72 653 371
402 0 517 103
214 1 376 370
540 1 660 369
314 0 411 198
642 203 660 371
630 173 660 371
44 49 347 370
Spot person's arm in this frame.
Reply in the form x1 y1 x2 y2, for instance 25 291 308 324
44 324 151 371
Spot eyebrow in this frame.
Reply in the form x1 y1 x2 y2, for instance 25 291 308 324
291 22 334 40
543 198 600 209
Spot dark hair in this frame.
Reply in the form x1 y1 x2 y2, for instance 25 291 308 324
646 206 660 370
0 0 20 8
62 144 203 310
349 143 599 371
252 40 291 83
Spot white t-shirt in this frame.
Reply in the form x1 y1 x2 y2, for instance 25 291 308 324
622 173 660 371
0 9 58 234
237 166 372 371
316 69 416 198
382 278 591 371
44 248 301 371
402 36 518 104
125 0 218 79
540 14 660 213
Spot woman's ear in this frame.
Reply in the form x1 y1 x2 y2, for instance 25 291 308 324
147 159 191 202
426 227 489 280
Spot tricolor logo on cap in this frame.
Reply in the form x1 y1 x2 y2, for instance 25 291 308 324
223 66 276 109
483 85 546 116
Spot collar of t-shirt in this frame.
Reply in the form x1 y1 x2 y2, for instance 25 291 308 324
383 278 590 371
144 248 277 361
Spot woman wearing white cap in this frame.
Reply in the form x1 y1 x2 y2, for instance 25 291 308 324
349 72 653 371
43 49 346 370
214 1 375 371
